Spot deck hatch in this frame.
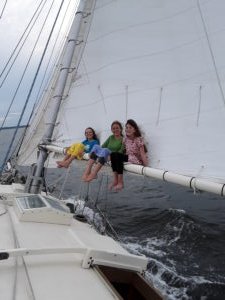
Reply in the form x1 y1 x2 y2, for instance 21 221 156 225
95 265 163 300
14 194 72 225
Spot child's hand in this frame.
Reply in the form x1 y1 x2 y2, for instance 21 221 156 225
78 150 84 157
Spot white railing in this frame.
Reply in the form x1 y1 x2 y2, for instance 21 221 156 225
0 246 148 273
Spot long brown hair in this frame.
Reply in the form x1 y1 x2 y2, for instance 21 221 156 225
111 120 123 136
85 127 98 141
126 119 147 152
126 119 141 137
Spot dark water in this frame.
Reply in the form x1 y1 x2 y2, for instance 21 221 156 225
1 128 225 299
41 162 225 300
0 126 26 168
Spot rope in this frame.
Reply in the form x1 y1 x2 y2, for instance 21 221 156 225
59 165 72 199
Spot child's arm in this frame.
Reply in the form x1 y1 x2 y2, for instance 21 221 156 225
140 145 148 166
101 136 110 148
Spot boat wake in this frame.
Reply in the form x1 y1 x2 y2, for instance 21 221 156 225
119 208 225 300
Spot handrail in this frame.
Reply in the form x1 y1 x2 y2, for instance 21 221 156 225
0 246 148 273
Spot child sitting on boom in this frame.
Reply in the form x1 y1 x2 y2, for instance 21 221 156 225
110 119 148 191
82 121 124 181
56 127 99 168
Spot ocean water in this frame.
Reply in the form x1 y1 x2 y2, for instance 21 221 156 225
1 129 225 300
44 162 225 300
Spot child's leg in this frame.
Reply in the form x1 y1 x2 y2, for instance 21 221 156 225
82 159 95 180
110 152 124 190
84 162 103 182
57 155 75 168
114 174 124 190
109 172 118 190
56 154 71 167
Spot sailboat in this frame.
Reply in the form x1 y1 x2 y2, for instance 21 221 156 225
0 0 225 299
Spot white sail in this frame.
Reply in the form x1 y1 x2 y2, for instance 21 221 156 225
1 1 225 299
18 0 225 187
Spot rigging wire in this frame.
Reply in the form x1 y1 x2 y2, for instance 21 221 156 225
0 0 66 172
0 0 8 19
0 0 55 131
0 0 47 85
33 0 74 107
0 0 48 133
72 167 122 241
11 0 74 162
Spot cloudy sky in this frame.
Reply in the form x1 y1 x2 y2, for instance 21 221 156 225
0 0 79 127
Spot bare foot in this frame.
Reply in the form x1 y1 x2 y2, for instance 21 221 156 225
63 163 70 168
114 183 124 191
56 161 70 168
84 174 97 182
56 161 63 168
108 182 118 190
82 175 88 181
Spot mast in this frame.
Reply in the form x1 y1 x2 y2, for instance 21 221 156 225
29 0 88 194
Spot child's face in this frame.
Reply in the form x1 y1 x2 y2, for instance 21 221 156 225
111 124 122 136
85 129 94 140
125 124 135 137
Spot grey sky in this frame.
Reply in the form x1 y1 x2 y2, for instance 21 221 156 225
0 0 79 127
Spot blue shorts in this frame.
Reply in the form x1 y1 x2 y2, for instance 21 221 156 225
90 145 111 164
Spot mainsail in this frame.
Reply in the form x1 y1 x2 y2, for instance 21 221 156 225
17 0 225 193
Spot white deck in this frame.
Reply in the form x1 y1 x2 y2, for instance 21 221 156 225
0 184 148 300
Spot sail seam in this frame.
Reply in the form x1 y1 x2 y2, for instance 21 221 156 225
197 0 225 107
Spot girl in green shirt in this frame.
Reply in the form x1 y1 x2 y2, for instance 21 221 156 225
82 121 123 182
